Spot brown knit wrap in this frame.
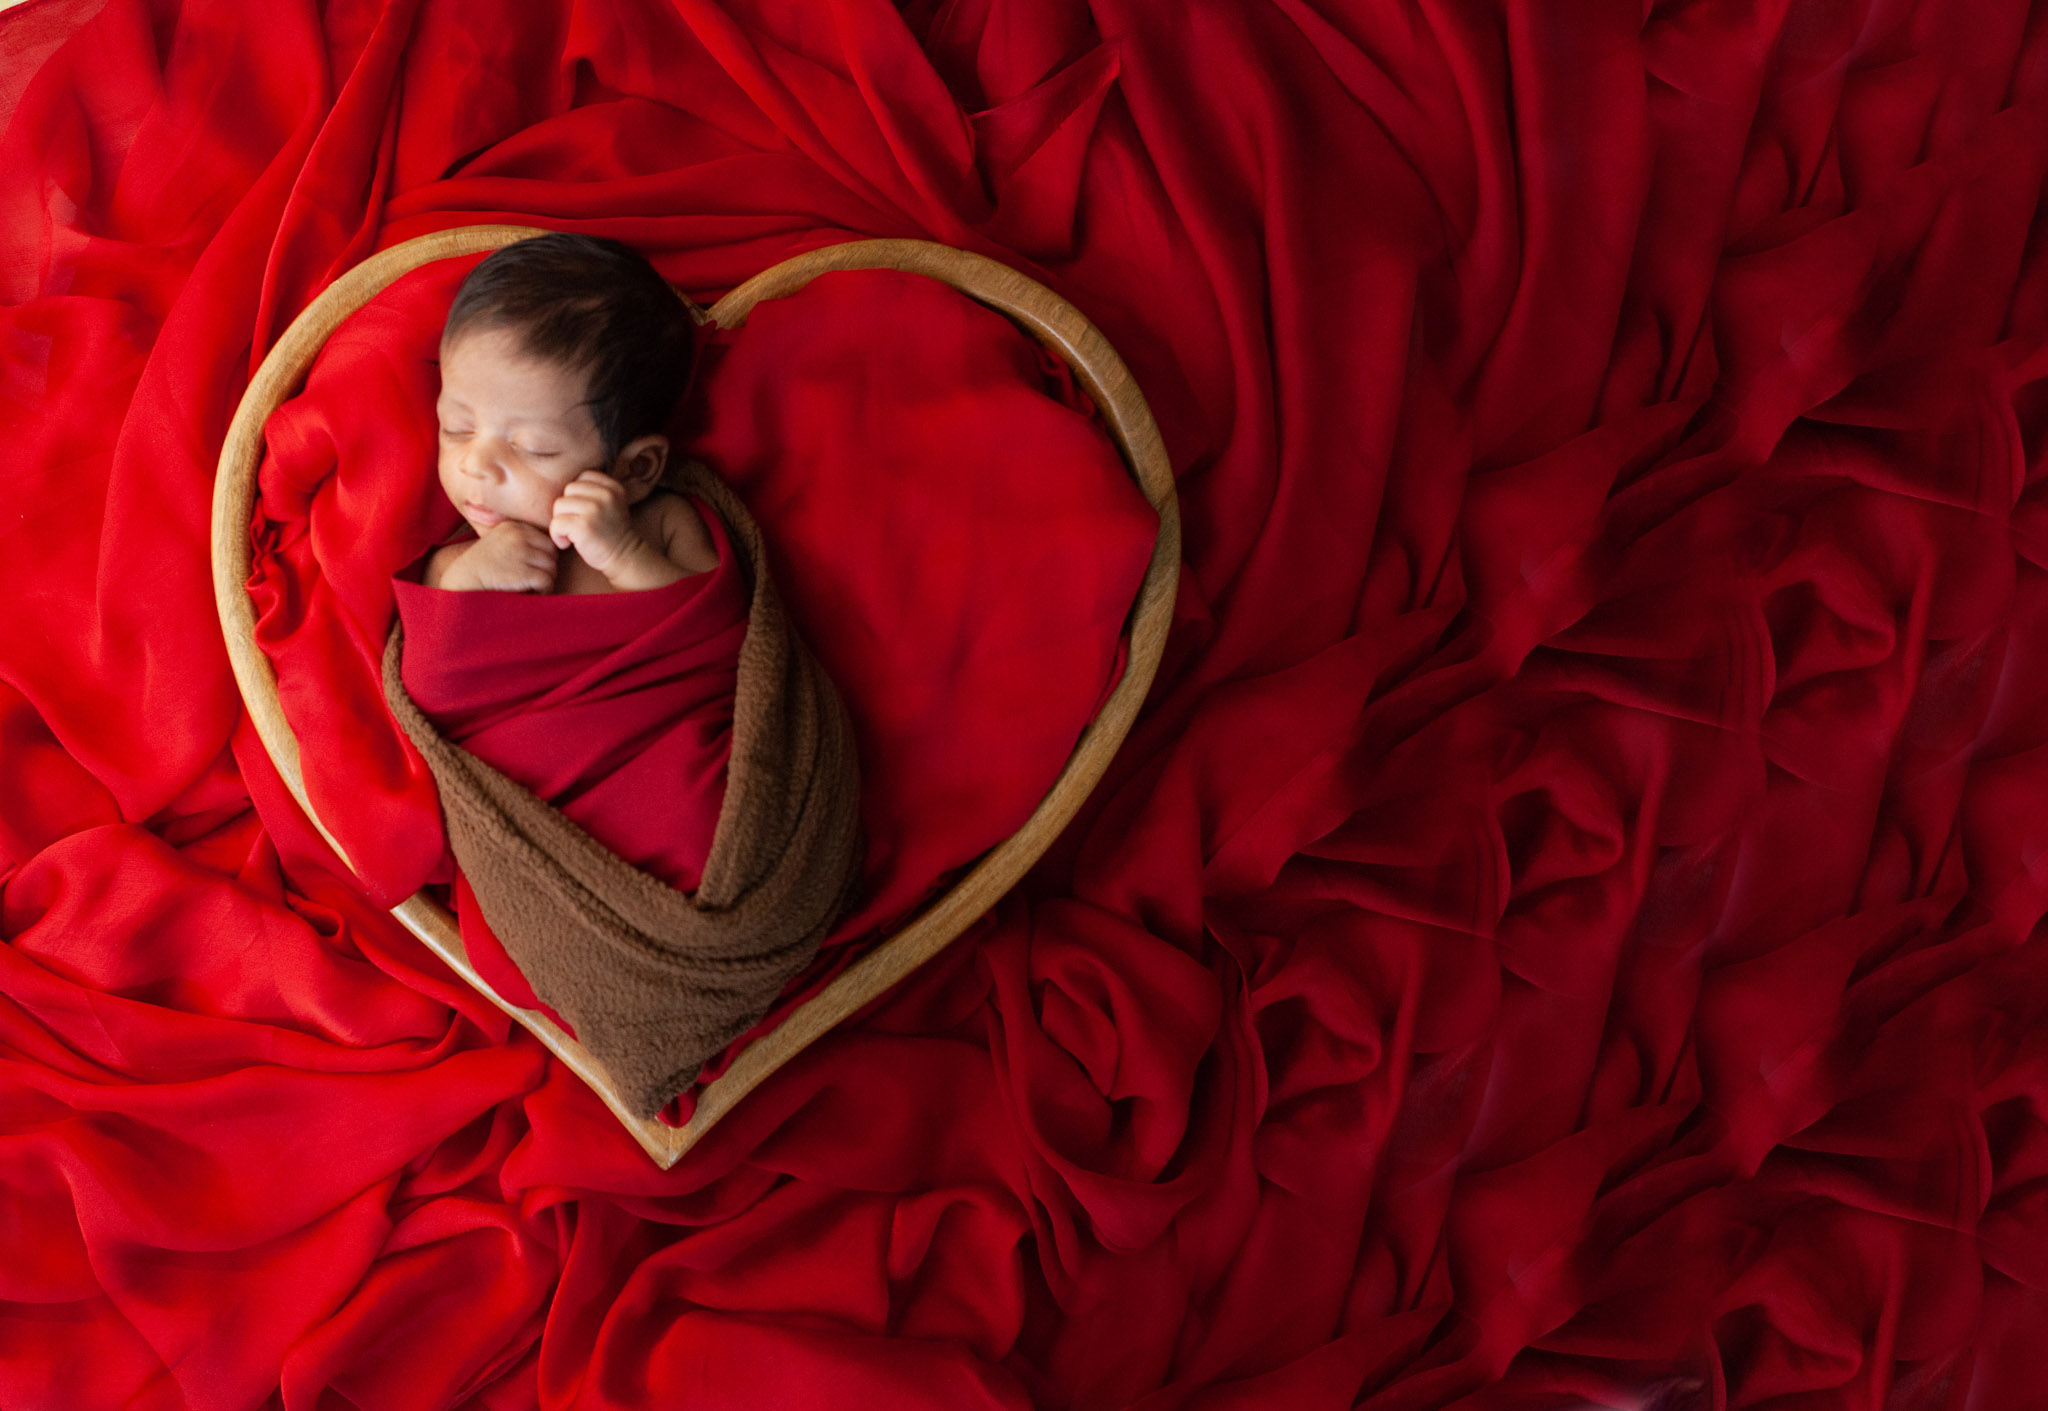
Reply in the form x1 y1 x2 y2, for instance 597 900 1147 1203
381 461 863 1119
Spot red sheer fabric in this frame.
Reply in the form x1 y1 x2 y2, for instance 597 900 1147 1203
5 0 2048 1407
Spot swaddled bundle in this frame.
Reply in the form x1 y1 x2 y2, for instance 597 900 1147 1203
385 463 861 1119
376 233 861 1118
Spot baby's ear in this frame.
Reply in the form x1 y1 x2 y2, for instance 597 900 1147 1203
613 434 670 502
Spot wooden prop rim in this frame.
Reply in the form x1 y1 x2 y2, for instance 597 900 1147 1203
211 228 1182 1167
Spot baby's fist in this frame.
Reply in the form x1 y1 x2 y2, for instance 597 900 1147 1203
550 472 639 572
446 520 558 593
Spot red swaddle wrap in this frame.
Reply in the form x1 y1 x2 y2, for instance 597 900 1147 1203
382 466 864 1118
391 497 746 1022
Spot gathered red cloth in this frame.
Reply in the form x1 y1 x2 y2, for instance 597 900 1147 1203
6 0 2048 1407
392 497 748 1019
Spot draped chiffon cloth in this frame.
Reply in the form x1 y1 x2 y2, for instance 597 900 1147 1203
8 0 2048 1408
391 495 748 1021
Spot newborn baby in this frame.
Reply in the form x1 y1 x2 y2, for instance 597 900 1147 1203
425 234 713 596
383 233 863 1119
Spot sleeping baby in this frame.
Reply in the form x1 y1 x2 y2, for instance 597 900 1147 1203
380 233 863 1121
424 234 711 597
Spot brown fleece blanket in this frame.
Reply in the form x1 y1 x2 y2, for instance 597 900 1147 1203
382 461 863 1120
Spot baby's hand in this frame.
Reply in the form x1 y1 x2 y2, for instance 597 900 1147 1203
439 520 558 593
550 471 645 576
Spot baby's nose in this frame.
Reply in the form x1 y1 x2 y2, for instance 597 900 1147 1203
460 443 503 479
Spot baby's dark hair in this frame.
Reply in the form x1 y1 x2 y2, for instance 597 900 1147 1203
442 233 695 462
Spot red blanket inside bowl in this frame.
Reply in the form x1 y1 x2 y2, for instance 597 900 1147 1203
245 256 1157 1089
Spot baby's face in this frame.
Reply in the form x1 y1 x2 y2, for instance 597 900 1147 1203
436 326 606 536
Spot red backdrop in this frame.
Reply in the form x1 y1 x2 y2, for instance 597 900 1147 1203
3 0 2047 1407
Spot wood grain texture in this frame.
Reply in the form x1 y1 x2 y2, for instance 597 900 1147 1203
213 230 1180 1167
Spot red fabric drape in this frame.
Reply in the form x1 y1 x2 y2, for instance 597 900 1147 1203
4 0 2048 1407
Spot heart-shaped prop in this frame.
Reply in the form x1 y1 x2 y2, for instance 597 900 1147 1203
212 228 1181 1166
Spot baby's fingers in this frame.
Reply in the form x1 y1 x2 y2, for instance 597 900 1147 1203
553 484 623 521
516 550 556 590
548 505 584 550
495 523 557 589
508 521 556 551
556 474 615 499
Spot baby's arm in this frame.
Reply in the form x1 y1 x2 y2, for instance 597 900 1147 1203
426 521 558 592
645 492 718 577
550 474 713 590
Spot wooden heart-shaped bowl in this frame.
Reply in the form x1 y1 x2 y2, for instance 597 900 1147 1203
211 228 1180 1167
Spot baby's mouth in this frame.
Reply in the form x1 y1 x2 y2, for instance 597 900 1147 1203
464 501 505 528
